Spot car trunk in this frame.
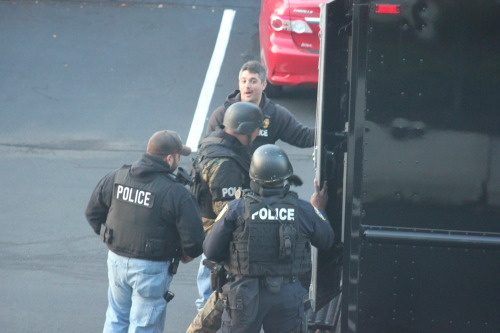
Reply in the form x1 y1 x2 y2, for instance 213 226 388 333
287 0 325 52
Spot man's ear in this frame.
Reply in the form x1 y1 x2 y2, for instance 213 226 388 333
164 154 173 165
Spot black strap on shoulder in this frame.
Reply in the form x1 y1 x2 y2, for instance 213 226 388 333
197 136 250 172
114 165 131 184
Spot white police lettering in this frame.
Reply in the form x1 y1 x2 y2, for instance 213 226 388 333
115 184 154 208
251 207 295 221
259 129 269 137
222 186 242 198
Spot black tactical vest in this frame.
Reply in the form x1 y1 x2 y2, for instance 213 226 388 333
225 191 312 277
191 134 250 219
102 166 178 261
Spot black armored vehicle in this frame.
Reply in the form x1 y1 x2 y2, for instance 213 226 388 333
309 0 500 332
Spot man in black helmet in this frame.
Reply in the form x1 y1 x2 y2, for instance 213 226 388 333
202 144 334 332
206 60 315 155
189 102 264 316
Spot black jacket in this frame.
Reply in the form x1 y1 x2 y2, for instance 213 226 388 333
85 153 204 259
206 90 315 154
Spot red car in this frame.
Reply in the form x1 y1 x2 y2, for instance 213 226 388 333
259 0 326 96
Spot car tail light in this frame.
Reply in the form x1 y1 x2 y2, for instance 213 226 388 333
374 4 401 14
270 14 313 34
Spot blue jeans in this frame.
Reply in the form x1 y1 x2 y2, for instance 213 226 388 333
103 251 173 333
195 253 213 310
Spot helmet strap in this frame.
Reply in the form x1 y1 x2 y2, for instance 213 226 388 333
250 180 289 197
246 134 252 147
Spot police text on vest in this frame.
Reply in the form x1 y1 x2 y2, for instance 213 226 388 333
221 186 242 198
115 184 154 208
251 207 295 221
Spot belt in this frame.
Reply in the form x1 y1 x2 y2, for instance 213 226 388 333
259 275 298 286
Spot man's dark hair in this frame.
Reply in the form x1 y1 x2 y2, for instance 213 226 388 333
239 60 267 83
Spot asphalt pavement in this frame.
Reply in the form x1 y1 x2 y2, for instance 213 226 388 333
0 1 317 332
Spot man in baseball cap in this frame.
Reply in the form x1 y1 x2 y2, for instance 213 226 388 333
85 129 203 332
147 130 192 156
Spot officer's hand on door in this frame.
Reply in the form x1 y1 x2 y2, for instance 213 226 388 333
310 178 328 210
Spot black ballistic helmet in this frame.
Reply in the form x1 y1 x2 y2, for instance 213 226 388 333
250 144 293 184
223 102 263 135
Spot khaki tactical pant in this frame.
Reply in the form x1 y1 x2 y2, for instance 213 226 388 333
186 291 224 333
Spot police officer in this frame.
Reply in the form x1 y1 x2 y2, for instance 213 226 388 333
85 130 205 333
206 60 315 155
202 144 334 332
190 101 263 314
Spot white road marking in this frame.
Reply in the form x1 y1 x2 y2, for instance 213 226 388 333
186 9 236 152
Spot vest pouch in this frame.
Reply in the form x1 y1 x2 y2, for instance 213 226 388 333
145 239 166 256
279 223 297 261
100 224 113 244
